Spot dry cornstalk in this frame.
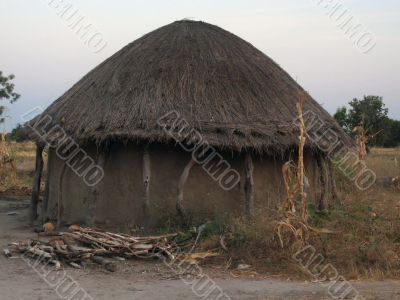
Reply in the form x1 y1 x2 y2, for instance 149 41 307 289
275 92 338 248
296 91 308 223
281 161 296 214
275 91 309 248
352 124 368 161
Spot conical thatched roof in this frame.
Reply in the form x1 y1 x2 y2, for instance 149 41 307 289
30 20 352 153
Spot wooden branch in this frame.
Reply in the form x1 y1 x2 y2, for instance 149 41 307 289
87 151 107 226
56 163 67 230
244 152 254 218
142 146 151 221
177 158 196 225
30 143 44 225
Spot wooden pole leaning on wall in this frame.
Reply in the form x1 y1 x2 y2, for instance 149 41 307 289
244 151 254 218
30 142 45 225
142 146 151 223
177 158 196 226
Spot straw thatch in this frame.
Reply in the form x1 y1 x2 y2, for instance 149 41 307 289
29 20 352 153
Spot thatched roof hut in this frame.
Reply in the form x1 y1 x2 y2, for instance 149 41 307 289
27 20 352 228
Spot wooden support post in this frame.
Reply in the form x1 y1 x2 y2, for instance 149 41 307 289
317 154 330 212
56 163 67 230
87 151 107 226
42 149 52 223
313 156 321 209
244 152 254 218
328 161 339 201
30 143 44 225
177 158 196 225
142 146 151 221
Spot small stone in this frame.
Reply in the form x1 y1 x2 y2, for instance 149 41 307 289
237 264 251 270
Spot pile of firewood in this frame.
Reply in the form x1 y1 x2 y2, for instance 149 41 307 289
5 226 179 272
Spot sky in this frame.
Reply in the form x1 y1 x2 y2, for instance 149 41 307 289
1 0 399 131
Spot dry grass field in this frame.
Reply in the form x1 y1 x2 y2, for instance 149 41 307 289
1 142 400 280
0 141 43 193
368 148 400 178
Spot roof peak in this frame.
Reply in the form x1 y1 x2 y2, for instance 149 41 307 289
176 19 202 23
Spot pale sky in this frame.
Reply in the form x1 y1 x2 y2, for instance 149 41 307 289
1 0 399 131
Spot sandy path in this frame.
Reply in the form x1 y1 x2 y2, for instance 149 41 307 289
0 197 399 300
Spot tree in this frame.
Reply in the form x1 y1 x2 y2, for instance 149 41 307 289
333 106 351 134
348 96 388 142
335 96 389 146
6 124 30 142
0 71 20 124
334 96 400 147
382 119 400 148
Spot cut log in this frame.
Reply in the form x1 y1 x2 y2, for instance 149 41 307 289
69 262 82 269
244 152 254 218
91 255 116 272
177 158 196 225
142 146 151 221
30 143 44 225
28 246 53 259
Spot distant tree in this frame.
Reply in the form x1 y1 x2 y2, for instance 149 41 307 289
6 124 30 142
335 96 389 146
0 71 20 124
347 96 388 138
333 106 351 134
382 119 400 148
334 96 400 147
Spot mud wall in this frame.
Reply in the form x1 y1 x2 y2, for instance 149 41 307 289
44 142 320 229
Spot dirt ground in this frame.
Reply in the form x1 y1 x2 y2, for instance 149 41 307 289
0 197 399 300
